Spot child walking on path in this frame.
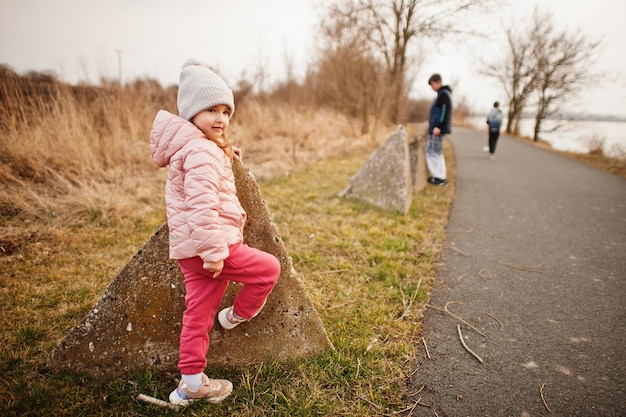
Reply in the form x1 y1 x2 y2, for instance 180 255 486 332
485 101 503 159
150 58 281 406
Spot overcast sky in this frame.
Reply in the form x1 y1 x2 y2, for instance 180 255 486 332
1 0 624 117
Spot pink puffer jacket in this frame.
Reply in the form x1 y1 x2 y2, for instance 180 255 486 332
150 110 246 263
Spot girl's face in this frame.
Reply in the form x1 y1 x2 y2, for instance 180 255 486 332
191 104 231 141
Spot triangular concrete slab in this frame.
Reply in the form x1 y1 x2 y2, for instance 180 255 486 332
339 125 413 213
409 124 428 194
47 161 333 376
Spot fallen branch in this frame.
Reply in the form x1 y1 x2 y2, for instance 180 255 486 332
478 269 494 280
540 382 551 413
358 394 381 410
321 268 352 274
448 244 469 257
456 273 467 282
457 324 484 364
483 312 504 330
137 394 181 411
394 400 419 415
427 302 486 337
398 276 423 320
393 397 433 416
421 337 431 359
496 260 543 273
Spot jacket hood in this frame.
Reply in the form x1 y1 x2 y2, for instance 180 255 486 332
150 110 204 168
440 85 452 94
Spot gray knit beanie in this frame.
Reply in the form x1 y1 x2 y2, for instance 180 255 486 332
177 58 235 120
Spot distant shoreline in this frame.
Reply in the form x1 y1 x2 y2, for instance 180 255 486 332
471 112 626 123
458 122 626 179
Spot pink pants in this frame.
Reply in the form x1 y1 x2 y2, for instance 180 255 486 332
176 242 280 375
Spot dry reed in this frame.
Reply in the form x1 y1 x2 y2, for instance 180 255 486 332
0 71 391 228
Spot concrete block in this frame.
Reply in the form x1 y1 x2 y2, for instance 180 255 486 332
339 125 413 213
47 161 333 376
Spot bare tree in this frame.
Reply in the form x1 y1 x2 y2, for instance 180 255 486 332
485 8 600 140
313 43 387 134
315 0 494 125
310 5 388 134
530 11 600 141
483 24 538 135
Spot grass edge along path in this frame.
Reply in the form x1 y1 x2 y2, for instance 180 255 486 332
0 141 455 416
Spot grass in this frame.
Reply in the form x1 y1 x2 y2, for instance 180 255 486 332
0 140 454 416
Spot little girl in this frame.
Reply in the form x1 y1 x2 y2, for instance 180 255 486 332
150 58 281 406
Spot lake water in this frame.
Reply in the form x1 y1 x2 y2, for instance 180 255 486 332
466 116 626 158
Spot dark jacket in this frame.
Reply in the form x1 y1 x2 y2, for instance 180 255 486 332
428 85 452 135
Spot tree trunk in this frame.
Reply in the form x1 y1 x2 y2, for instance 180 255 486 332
533 114 542 141
513 114 522 136
506 109 514 134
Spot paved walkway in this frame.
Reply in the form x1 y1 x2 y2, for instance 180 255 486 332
408 128 626 416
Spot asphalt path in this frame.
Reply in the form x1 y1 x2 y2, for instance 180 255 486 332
408 127 626 416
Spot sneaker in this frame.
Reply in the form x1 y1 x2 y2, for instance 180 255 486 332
169 373 233 405
218 299 268 330
428 177 448 186
218 306 247 330
483 146 489 152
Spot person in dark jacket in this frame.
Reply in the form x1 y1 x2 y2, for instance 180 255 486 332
426 73 452 186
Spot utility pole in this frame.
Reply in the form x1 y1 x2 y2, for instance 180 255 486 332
115 49 124 87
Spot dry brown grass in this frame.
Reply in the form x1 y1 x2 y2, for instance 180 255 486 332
0 73 169 226
0 72 393 229
233 99 388 181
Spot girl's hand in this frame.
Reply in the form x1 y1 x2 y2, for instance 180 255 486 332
203 260 224 277
232 146 242 161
